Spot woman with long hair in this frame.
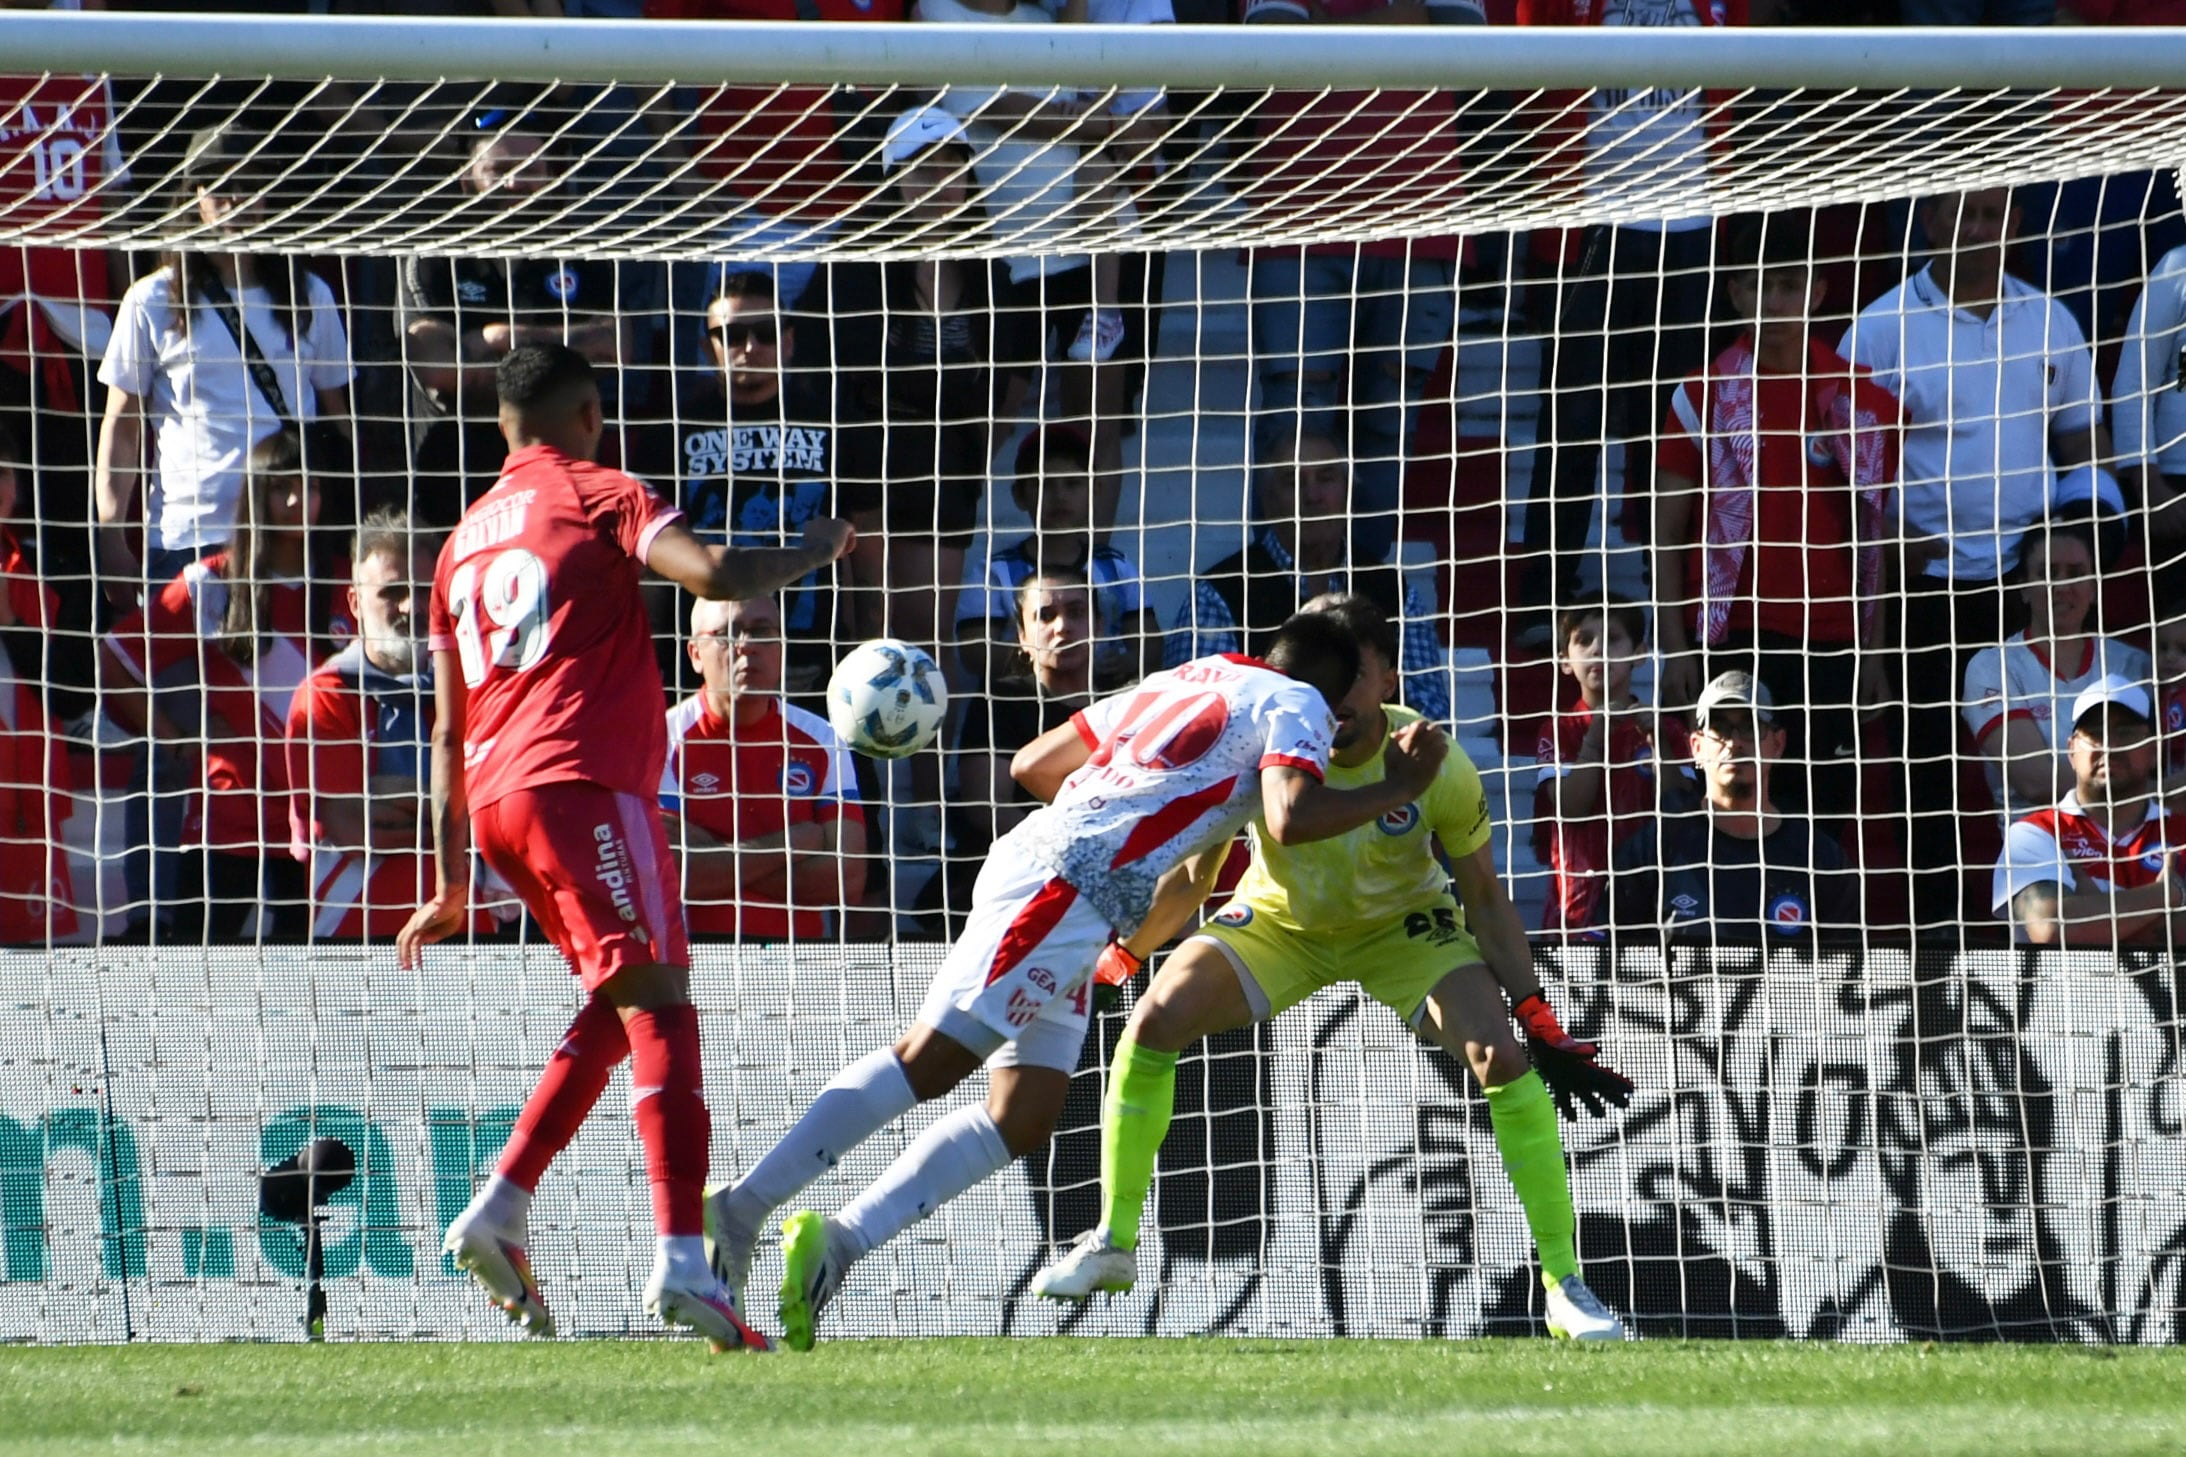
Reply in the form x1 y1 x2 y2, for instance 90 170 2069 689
1962 520 2151 823
100 429 327 942
92 126 352 610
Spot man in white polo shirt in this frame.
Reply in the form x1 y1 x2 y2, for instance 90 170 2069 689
1839 187 2110 933
1993 676 2184 949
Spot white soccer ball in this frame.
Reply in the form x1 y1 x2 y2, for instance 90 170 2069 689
828 638 948 760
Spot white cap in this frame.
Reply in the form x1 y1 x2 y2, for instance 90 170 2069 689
1695 669 1777 731
2070 673 2154 732
882 106 969 170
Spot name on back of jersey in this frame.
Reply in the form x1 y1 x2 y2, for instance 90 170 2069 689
450 489 537 561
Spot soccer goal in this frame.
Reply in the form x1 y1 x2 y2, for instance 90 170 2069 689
3 13 2184 1346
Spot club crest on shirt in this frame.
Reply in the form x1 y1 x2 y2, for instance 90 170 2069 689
1377 803 1420 836
1214 903 1253 927
546 269 580 302
1768 893 1808 934
2144 844 2171 873
782 761 816 796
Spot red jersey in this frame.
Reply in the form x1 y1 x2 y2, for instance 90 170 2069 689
1994 792 2186 942
641 0 908 222
659 692 863 939
427 445 681 813
105 552 316 854
0 72 125 409
1657 338 1902 645
285 644 495 940
1532 700 1691 933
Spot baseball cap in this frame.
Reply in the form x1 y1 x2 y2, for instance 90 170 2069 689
1695 670 1777 732
882 107 970 171
2070 673 2154 733
183 125 278 186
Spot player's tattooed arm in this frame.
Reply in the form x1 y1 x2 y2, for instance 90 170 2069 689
2013 866 2182 948
644 517 857 602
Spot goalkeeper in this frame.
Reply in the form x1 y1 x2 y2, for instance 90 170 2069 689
1031 593 1632 1340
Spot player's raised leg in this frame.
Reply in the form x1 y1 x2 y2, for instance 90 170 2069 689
1033 935 1259 1300
1417 964 1623 1341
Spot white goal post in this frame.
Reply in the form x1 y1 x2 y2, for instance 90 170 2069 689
3 13 2186 1348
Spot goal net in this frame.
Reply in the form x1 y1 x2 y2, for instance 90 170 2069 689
3 13 2184 1345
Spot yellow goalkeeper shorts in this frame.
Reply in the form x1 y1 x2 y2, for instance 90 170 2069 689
1186 892 1483 1027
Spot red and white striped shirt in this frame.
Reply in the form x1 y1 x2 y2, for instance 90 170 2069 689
1992 790 2186 941
1011 653 1335 938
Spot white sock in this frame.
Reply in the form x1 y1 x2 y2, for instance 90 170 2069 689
656 1235 709 1283
834 1105 1011 1262
472 1174 531 1231
726 1047 918 1234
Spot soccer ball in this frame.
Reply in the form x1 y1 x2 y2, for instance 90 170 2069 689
827 638 948 759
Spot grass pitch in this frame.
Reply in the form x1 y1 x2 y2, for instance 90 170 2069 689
4 1339 2181 1457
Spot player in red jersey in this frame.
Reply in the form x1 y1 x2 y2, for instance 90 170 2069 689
396 345 854 1351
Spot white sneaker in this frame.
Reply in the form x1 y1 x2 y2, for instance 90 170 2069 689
443 1205 554 1337
1031 1231 1137 1301
1543 1273 1627 1341
1066 308 1126 363
702 1182 759 1297
643 1267 774 1353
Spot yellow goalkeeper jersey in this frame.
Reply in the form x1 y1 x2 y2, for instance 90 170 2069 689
1231 704 1493 933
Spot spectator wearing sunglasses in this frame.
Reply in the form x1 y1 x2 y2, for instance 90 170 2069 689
633 270 877 700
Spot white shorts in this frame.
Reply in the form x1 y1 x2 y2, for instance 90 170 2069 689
914 853 1112 1073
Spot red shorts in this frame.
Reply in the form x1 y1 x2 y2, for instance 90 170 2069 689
473 782 690 992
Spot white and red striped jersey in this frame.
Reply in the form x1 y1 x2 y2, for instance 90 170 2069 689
1009 652 1336 938
1961 632 2150 821
1992 791 2186 941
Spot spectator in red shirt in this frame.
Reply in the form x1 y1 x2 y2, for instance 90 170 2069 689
1533 595 1692 934
286 508 499 941
661 591 868 940
100 428 325 942
0 47 128 716
1654 214 1902 826
0 420 79 944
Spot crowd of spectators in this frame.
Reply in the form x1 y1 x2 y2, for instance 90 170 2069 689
1 0 2184 952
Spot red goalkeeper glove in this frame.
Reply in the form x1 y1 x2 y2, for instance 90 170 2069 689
1092 942 1144 1013
1512 992 1633 1121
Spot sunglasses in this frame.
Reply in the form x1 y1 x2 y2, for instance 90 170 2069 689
716 319 780 350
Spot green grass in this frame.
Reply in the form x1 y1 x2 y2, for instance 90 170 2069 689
3 1339 2182 1457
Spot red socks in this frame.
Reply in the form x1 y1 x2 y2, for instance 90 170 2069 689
496 993 630 1193
623 1003 710 1237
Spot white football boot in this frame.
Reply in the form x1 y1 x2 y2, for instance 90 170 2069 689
643 1266 774 1353
701 1182 760 1302
1031 1231 1139 1301
1544 1274 1627 1341
443 1205 554 1337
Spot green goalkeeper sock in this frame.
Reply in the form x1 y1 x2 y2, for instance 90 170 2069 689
1098 1038 1179 1253
1483 1069 1580 1286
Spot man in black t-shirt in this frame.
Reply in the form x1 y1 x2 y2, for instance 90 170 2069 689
1596 671 1858 941
397 123 632 519
632 271 876 696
